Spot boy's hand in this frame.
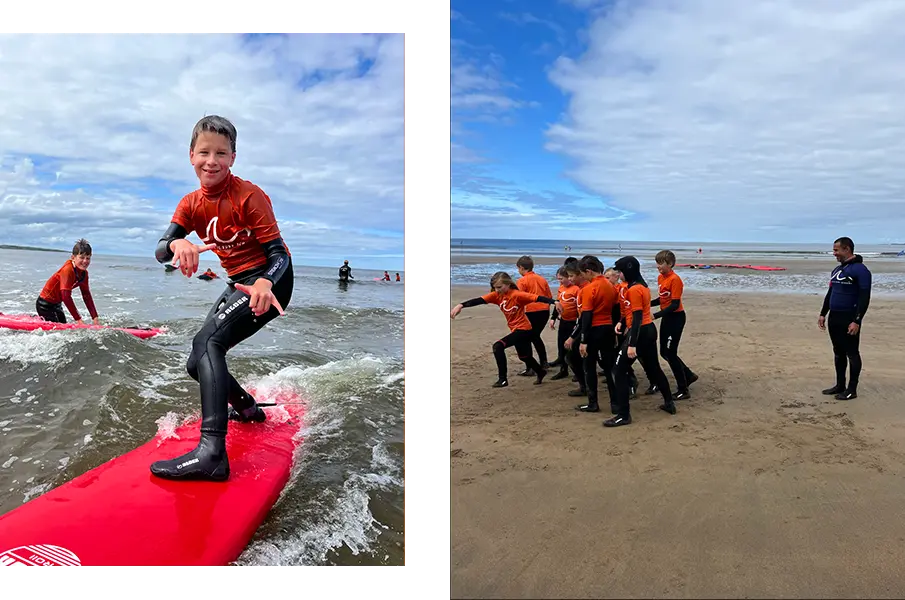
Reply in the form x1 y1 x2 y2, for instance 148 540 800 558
92 317 100 325
234 279 284 317
170 239 216 277
74 319 83 325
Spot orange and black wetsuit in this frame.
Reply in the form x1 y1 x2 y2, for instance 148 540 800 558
549 282 579 375
150 171 293 481
458 289 555 386
652 270 696 394
516 270 554 370
572 274 621 412
609 257 675 425
616 281 640 392
37 260 98 323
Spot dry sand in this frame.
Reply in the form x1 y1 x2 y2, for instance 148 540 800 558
450 284 905 599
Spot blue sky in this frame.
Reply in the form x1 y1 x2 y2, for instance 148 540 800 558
0 33 404 270
451 0 905 245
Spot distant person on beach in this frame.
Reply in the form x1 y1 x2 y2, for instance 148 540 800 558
548 265 580 381
450 271 555 388
651 250 698 400
36 238 100 325
609 256 676 427
383 271 391 281
339 260 353 281
818 236 872 401
566 255 620 414
395 273 401 282
515 255 553 375
150 114 293 482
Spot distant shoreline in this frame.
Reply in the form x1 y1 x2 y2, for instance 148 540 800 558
0 244 66 253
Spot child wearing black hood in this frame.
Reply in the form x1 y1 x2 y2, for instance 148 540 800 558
608 256 676 427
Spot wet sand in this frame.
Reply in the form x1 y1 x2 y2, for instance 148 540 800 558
450 284 905 598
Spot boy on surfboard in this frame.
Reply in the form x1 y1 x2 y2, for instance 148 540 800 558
150 115 294 482
36 238 100 325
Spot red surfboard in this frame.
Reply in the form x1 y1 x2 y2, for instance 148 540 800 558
0 313 165 340
0 391 305 566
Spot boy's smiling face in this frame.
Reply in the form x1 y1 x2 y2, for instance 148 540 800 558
190 131 235 187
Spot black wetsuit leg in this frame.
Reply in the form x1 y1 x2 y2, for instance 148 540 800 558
556 319 575 372
659 311 690 390
612 338 636 418
828 310 861 391
583 325 616 409
526 309 550 366
36 298 66 323
494 329 542 381
150 260 294 481
616 331 639 390
637 324 674 405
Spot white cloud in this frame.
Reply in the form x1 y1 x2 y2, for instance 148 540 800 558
546 0 905 242
0 33 403 261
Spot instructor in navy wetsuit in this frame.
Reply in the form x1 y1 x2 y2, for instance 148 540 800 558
818 236 871 401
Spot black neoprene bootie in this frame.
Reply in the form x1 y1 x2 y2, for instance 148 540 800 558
150 433 230 482
228 404 266 422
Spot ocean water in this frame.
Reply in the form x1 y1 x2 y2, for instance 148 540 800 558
450 239 905 295
0 248 404 566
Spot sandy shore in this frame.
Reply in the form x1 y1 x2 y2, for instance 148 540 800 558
451 254 905 275
450 284 905 598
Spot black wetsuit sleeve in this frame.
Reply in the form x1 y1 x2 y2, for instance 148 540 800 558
855 289 871 324
651 297 661 307
535 296 555 304
611 303 621 326
551 306 559 321
577 310 593 343
819 287 832 317
460 298 487 308
628 310 643 346
258 237 290 285
654 299 679 319
155 223 189 263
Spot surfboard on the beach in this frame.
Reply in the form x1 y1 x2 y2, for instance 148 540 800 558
0 313 165 340
0 391 305 566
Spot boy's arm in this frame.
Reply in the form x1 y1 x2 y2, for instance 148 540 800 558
653 299 679 319
257 237 291 286
155 222 189 263
79 278 99 320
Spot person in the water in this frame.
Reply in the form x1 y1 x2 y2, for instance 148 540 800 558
150 115 294 482
339 260 353 281
36 238 100 325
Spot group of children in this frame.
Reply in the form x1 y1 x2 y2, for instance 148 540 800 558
450 252 698 427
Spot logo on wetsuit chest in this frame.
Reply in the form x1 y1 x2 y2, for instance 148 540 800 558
202 216 253 251
218 295 249 320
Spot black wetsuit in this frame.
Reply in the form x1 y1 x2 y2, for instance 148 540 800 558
339 265 352 281
820 254 871 394
652 298 695 391
35 298 66 323
150 223 294 480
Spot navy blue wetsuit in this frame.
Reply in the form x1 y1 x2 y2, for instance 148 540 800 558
820 254 871 393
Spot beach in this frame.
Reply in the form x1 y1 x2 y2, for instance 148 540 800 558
450 277 905 598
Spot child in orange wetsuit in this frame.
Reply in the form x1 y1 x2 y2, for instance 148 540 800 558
652 250 698 400
605 267 639 397
548 265 580 380
515 255 553 375
36 238 100 325
451 271 555 388
149 115 294 482
608 256 676 427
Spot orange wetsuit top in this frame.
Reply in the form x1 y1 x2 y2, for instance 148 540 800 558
556 283 580 322
655 271 685 314
517 271 553 313
624 283 654 331
39 260 97 321
480 289 544 332
583 275 618 327
616 281 630 322
171 172 290 277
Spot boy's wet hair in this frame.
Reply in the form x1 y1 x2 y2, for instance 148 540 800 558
556 266 570 278
191 115 238 153
655 250 676 266
516 255 534 271
72 238 92 256
563 256 578 267
578 255 604 273
563 264 581 277
490 271 517 290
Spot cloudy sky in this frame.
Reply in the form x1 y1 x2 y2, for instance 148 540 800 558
0 33 404 269
451 0 905 245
